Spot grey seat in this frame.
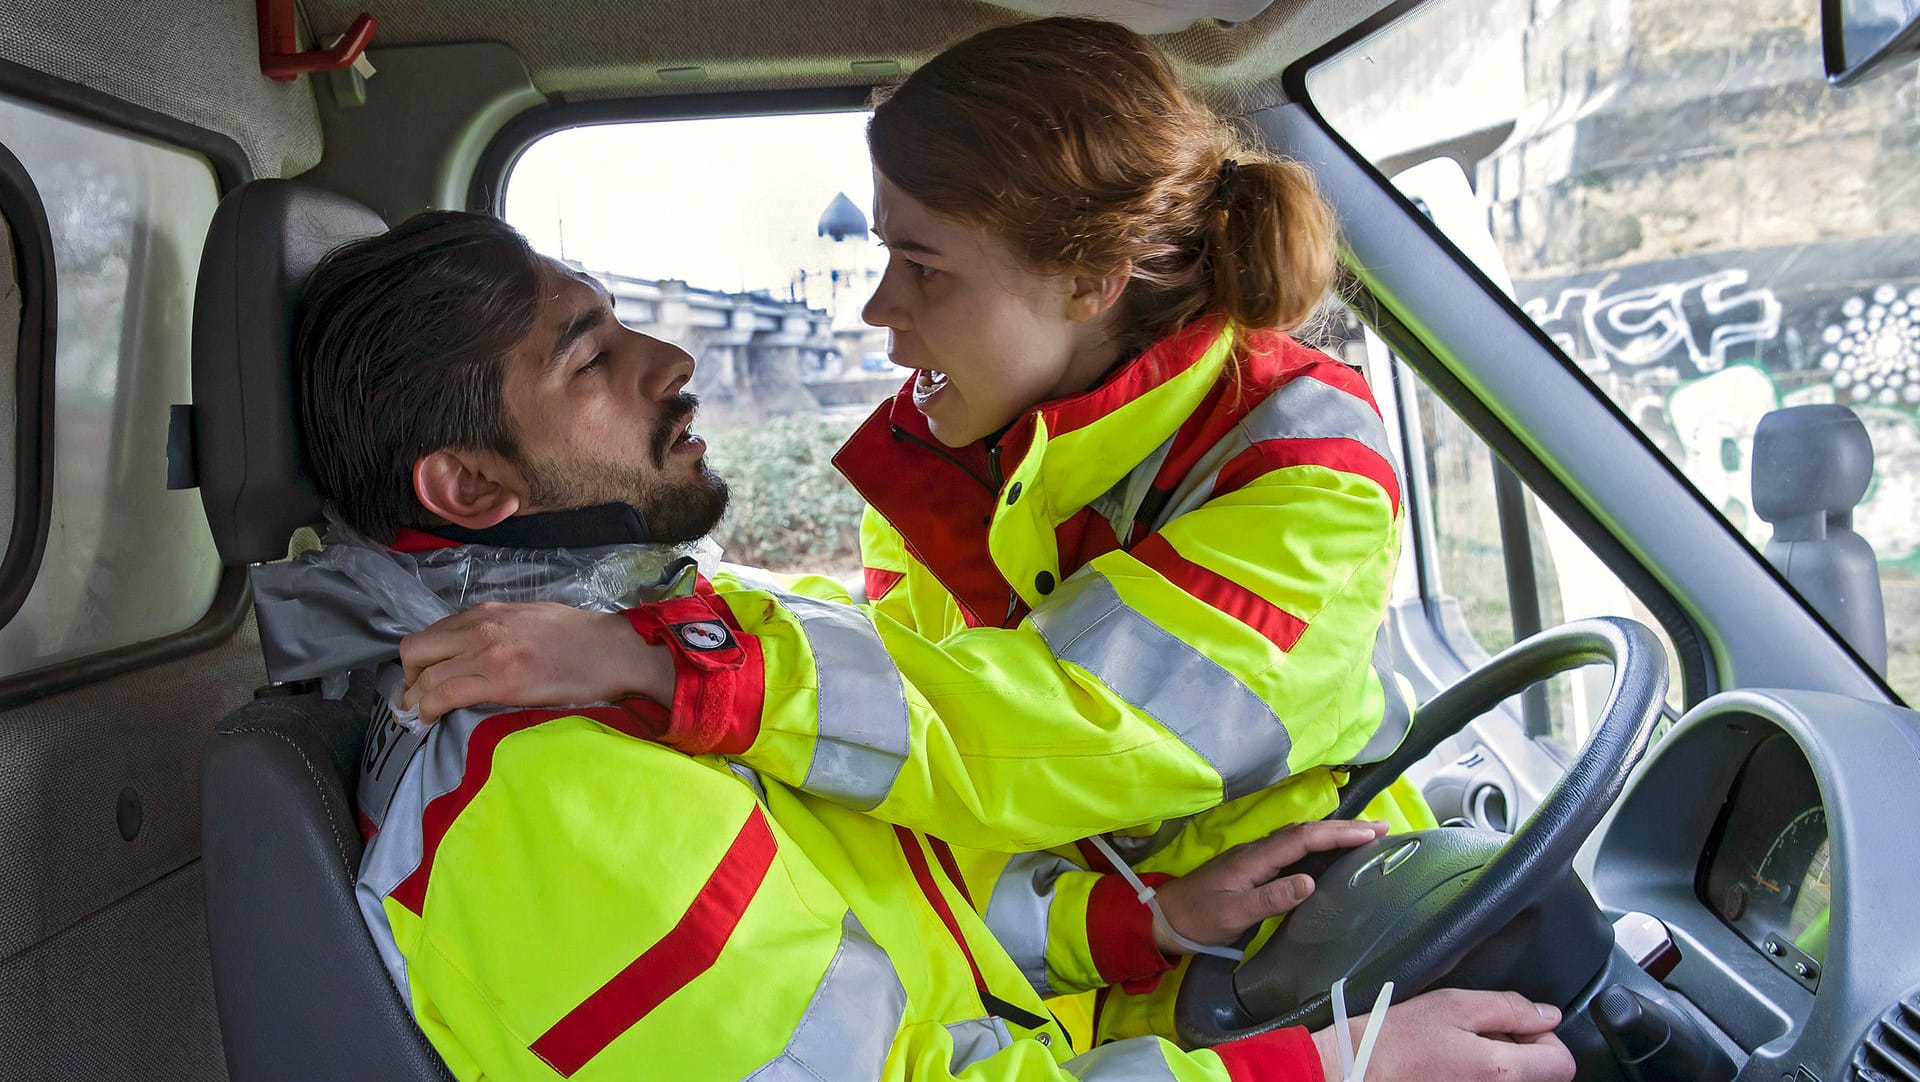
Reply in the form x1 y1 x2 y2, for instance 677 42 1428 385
190 179 451 1082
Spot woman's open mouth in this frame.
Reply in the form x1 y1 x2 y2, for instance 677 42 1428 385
912 368 950 412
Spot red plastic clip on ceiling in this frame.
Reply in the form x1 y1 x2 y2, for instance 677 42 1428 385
257 0 378 82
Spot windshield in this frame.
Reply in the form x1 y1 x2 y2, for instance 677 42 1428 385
1308 0 1919 704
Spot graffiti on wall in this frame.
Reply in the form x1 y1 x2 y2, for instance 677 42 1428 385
1516 270 1920 568
1520 269 1781 379
1819 285 1920 408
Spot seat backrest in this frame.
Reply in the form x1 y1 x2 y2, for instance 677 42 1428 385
201 689 452 1082
191 179 449 1080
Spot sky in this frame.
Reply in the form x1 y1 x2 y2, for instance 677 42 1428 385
504 111 883 294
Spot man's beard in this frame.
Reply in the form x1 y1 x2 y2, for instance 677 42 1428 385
518 393 730 545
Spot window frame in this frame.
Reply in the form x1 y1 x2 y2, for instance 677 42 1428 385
0 59 252 703
0 139 54 631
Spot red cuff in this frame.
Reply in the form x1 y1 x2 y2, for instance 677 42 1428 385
1087 872 1178 993
1212 1026 1325 1082
621 594 763 755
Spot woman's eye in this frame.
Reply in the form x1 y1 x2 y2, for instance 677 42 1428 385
577 353 605 375
903 258 934 280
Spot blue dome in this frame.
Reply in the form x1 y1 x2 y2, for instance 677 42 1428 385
817 192 868 241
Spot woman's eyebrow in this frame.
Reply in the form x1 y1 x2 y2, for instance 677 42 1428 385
872 227 944 258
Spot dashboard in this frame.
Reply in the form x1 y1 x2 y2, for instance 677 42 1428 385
1697 734 1831 988
1585 688 1920 1081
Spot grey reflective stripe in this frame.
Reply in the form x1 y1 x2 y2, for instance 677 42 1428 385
945 1016 1014 1074
1032 571 1292 802
1063 1036 1180 1080
767 589 913 811
1350 626 1413 764
982 852 1079 997
1151 373 1401 532
354 703 498 1012
745 913 905 1082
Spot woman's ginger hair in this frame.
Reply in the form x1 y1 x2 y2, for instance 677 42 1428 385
868 16 1338 362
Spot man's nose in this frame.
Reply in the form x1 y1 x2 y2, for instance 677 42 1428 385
639 336 696 397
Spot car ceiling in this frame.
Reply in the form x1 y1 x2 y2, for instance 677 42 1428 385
301 0 1394 113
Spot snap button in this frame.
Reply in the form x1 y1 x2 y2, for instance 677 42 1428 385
1036 1032 1052 1047
1006 481 1023 505
1035 570 1055 595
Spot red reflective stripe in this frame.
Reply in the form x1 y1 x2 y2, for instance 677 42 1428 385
1131 534 1310 652
926 837 975 909
863 567 905 602
1149 376 1237 498
530 808 779 1078
894 826 988 994
1214 436 1402 516
387 709 564 915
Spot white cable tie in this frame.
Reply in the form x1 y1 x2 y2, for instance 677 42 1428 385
1086 834 1245 963
1348 981 1394 1082
1331 978 1356 1080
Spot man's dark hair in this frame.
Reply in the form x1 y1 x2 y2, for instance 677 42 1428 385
295 211 544 542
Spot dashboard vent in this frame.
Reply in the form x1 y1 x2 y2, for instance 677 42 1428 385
1855 992 1920 1082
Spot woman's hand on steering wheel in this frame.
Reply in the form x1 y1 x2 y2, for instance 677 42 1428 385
1153 820 1389 954
1309 989 1574 1082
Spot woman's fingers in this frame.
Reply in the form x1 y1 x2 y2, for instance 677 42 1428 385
1230 819 1389 881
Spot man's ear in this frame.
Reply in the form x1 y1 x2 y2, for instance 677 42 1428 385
1067 264 1130 323
412 449 525 530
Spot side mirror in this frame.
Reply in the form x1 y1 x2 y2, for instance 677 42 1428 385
1751 404 1889 675
1823 0 1920 87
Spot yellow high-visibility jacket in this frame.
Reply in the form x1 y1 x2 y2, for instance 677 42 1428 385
623 315 1419 1040
356 695 1329 1080
257 529 1327 1079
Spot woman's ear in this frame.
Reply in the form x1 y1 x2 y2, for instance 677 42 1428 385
1067 264 1131 323
412 449 524 530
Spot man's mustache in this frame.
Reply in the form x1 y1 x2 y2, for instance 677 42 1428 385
650 392 701 465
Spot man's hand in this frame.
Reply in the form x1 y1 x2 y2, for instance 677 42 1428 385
398 601 675 722
1311 989 1575 1082
1152 820 1389 953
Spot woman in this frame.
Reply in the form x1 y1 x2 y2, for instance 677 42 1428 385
401 15 1428 1043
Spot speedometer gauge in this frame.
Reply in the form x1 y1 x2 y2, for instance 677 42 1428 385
1699 735 1833 974
1754 807 1827 909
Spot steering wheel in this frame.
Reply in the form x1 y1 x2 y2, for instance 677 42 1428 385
1175 616 1668 1047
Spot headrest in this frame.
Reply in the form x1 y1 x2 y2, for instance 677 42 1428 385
1751 403 1874 524
190 180 387 565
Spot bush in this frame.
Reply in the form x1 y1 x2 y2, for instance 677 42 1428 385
705 414 867 573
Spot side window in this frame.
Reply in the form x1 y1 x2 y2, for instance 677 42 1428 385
1386 345 1685 760
0 96 223 676
504 113 888 579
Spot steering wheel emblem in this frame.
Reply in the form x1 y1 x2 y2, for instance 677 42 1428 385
1349 838 1421 888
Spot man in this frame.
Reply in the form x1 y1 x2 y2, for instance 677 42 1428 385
257 210 1576 1081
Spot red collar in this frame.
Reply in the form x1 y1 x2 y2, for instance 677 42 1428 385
389 527 462 553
